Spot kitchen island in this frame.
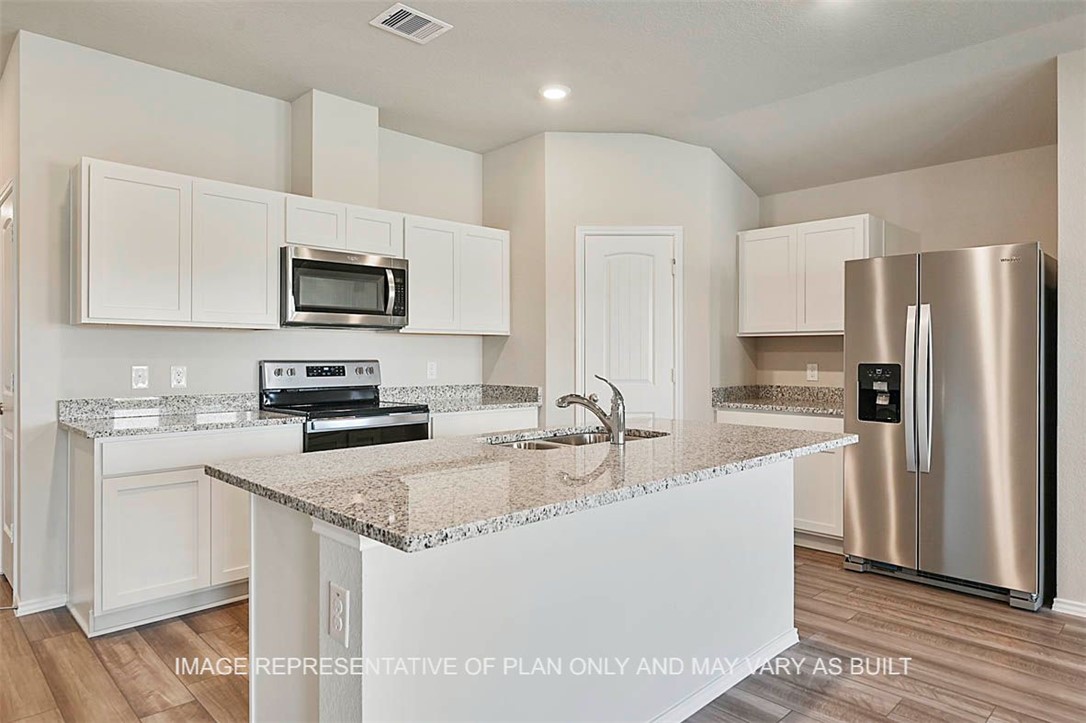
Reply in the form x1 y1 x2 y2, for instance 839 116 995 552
206 419 857 722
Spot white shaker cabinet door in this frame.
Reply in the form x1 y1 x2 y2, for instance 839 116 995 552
403 216 459 331
192 180 284 327
738 226 797 334
101 468 211 611
346 205 405 257
285 195 347 249
458 226 509 334
87 161 193 322
796 216 866 333
210 479 251 585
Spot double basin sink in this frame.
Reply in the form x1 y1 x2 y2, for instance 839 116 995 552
494 429 668 450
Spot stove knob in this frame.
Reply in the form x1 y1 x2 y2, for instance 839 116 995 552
355 366 365 376
286 368 296 377
367 366 375 375
273 368 283 377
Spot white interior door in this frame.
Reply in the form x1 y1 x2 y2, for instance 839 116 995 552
0 186 14 585
582 231 677 427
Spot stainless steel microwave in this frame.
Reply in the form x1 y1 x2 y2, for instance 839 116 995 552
281 245 408 329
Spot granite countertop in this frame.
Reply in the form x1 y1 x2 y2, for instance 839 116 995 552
58 385 542 439
712 385 845 417
59 409 303 439
205 419 858 553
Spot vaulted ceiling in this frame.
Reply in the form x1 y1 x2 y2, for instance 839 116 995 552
2 1 1084 193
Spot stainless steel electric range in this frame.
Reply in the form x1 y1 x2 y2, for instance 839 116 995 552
259 360 429 452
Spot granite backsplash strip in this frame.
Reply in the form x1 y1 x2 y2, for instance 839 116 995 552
381 384 543 412
58 385 543 429
712 385 844 407
58 392 260 421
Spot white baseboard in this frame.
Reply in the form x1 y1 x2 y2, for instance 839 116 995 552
651 627 800 723
1052 597 1086 618
794 531 843 554
15 594 69 617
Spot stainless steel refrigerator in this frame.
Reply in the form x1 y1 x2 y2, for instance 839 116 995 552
843 242 1056 611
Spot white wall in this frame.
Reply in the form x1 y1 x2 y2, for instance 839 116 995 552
9 33 484 607
544 133 758 424
752 146 1059 388
380 128 482 225
1056 49 1086 611
482 135 546 387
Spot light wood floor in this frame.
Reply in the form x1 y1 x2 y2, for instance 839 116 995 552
4 549 1085 723
688 547 1086 723
1 575 249 722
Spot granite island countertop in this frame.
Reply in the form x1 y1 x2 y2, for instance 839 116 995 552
205 419 857 553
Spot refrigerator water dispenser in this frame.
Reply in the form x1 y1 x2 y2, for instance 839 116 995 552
857 364 901 423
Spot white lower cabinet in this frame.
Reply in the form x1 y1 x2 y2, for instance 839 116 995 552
210 478 252 585
716 409 844 548
430 408 540 438
101 469 210 610
68 424 302 636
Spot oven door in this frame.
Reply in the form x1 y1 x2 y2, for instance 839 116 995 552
304 413 429 452
282 245 408 328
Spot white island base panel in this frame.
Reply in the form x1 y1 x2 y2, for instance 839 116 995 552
250 459 798 722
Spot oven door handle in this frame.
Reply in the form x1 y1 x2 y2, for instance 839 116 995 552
307 412 430 433
385 268 397 316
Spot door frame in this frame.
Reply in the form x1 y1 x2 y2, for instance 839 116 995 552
574 226 685 424
0 179 17 594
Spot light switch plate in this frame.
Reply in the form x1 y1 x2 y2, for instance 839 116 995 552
806 363 819 382
170 366 187 389
131 365 150 390
329 582 349 648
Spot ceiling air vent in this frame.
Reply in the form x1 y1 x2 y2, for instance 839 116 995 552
370 3 452 44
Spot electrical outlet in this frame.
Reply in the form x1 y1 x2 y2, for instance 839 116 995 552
806 363 819 382
426 361 438 380
328 582 349 647
131 365 150 390
170 366 187 389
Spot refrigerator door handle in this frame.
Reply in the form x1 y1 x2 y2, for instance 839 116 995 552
918 304 933 473
904 305 918 473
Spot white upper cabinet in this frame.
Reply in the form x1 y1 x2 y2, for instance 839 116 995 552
346 205 405 257
284 195 347 249
286 196 405 257
404 216 459 332
403 216 510 335
738 214 886 336
738 226 797 334
84 160 193 322
192 180 283 327
459 225 510 334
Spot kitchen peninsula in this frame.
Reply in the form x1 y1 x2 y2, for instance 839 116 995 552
206 420 857 722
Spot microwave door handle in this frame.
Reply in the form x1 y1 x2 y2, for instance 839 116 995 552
385 268 396 316
904 304 917 473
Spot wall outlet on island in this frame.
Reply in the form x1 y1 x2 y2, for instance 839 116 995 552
806 363 819 382
329 582 349 648
171 366 187 389
131 365 149 390
426 361 438 380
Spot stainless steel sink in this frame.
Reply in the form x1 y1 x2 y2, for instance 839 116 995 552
544 432 613 446
499 440 566 450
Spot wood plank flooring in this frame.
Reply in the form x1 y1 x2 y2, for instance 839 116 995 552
688 548 1086 723
4 548 1085 723
0 576 248 723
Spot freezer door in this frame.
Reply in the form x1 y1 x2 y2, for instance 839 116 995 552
844 254 919 569
918 243 1040 594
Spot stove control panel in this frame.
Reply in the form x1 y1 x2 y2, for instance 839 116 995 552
260 360 382 390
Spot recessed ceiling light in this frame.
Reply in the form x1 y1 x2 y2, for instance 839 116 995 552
539 84 571 101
